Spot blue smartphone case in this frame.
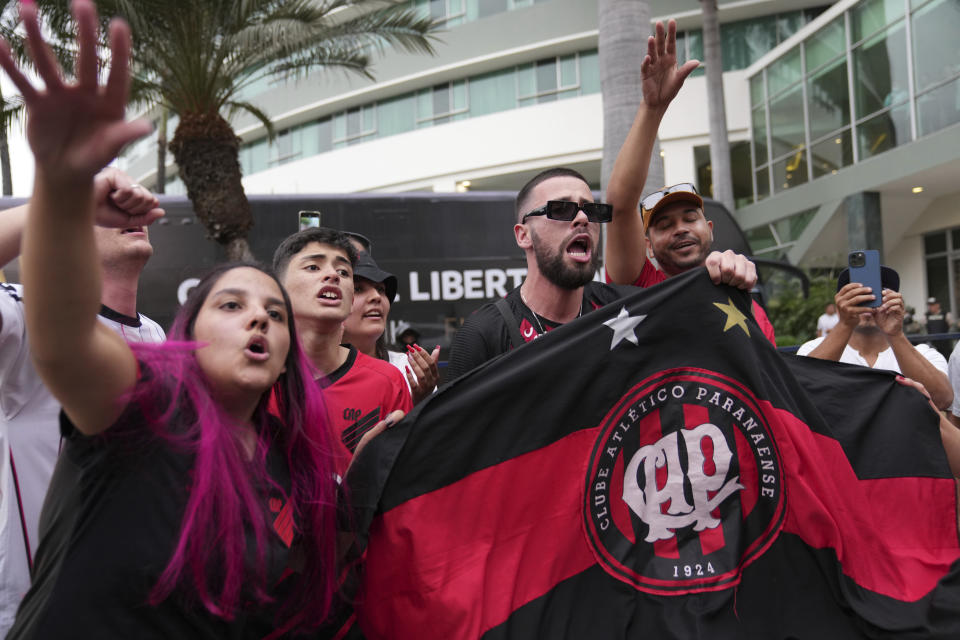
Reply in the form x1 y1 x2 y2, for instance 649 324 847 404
848 250 882 308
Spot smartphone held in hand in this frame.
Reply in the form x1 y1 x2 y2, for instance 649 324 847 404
848 250 882 308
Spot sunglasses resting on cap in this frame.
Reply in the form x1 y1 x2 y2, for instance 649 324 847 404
521 200 613 223
640 183 704 229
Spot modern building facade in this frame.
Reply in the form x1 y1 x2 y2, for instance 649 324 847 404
119 0 960 320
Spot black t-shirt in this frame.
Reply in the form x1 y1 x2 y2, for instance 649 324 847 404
7 378 295 639
446 281 632 380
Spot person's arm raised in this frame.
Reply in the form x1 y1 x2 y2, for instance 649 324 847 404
805 283 873 362
605 19 698 285
0 0 152 435
0 168 163 271
878 290 953 409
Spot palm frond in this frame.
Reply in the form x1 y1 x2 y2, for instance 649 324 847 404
224 100 277 141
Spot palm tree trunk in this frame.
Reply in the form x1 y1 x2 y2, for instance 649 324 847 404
701 0 734 211
599 0 661 196
156 106 167 194
0 86 13 197
169 112 254 261
0 122 11 197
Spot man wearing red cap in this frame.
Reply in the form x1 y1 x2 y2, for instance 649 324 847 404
601 23 775 344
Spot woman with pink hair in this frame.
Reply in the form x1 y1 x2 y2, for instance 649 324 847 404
1 1 339 637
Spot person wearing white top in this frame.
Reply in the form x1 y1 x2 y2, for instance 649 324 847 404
797 265 952 410
0 169 165 637
949 342 960 428
815 303 839 337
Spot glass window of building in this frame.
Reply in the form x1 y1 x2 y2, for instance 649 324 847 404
518 55 581 106
810 130 853 178
417 80 469 125
916 76 960 136
333 105 377 147
767 47 802 97
752 105 768 167
807 58 850 141
852 23 909 119
750 74 765 107
408 0 467 25
772 149 808 193
851 0 906 43
693 141 754 209
857 103 910 159
477 0 508 18
468 68 516 117
911 0 960 92
745 225 779 254
378 95 417 137
805 17 845 71
755 167 771 201
721 17 776 72
248 138 268 174
579 50 600 95
769 84 805 159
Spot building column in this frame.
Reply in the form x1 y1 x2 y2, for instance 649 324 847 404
845 191 883 261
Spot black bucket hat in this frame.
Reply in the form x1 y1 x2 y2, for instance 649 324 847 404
354 252 398 302
836 266 900 292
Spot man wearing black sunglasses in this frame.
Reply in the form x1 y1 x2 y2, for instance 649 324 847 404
446 167 634 380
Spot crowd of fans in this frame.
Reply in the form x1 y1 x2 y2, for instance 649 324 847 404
0 2 958 638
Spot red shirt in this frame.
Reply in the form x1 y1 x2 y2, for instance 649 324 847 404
320 347 412 475
271 346 412 476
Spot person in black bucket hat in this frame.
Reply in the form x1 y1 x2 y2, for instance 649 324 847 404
342 253 439 405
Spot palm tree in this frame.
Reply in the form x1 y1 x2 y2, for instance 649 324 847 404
598 0 662 196
0 89 21 196
701 0 734 211
39 0 437 259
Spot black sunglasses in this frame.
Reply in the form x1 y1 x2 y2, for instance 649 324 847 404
521 200 613 223
640 183 699 212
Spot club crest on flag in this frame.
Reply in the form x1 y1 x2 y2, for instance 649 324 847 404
584 368 786 595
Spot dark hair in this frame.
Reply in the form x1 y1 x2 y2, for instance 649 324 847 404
130 262 337 633
374 334 389 361
272 227 358 278
515 167 591 222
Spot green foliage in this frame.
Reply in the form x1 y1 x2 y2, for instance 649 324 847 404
765 275 838 347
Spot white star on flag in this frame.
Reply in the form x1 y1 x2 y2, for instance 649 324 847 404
603 306 647 350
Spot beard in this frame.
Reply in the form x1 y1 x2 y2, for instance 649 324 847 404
531 228 601 290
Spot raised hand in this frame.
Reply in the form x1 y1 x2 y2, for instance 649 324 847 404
641 19 700 111
93 167 165 229
874 289 905 337
0 0 150 188
834 282 876 329
405 344 440 405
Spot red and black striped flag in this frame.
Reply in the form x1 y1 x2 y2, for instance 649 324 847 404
347 269 960 639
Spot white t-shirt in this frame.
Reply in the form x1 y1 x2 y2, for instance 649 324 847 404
796 335 949 376
0 283 164 636
816 312 839 336
949 342 960 419
388 349 412 395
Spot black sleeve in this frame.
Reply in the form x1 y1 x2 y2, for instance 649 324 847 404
445 309 500 383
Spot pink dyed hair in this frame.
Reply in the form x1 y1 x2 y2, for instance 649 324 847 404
127 262 337 633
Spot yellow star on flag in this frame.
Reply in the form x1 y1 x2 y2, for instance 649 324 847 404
713 297 751 337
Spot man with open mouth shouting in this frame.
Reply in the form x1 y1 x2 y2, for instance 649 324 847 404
446 20 761 380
